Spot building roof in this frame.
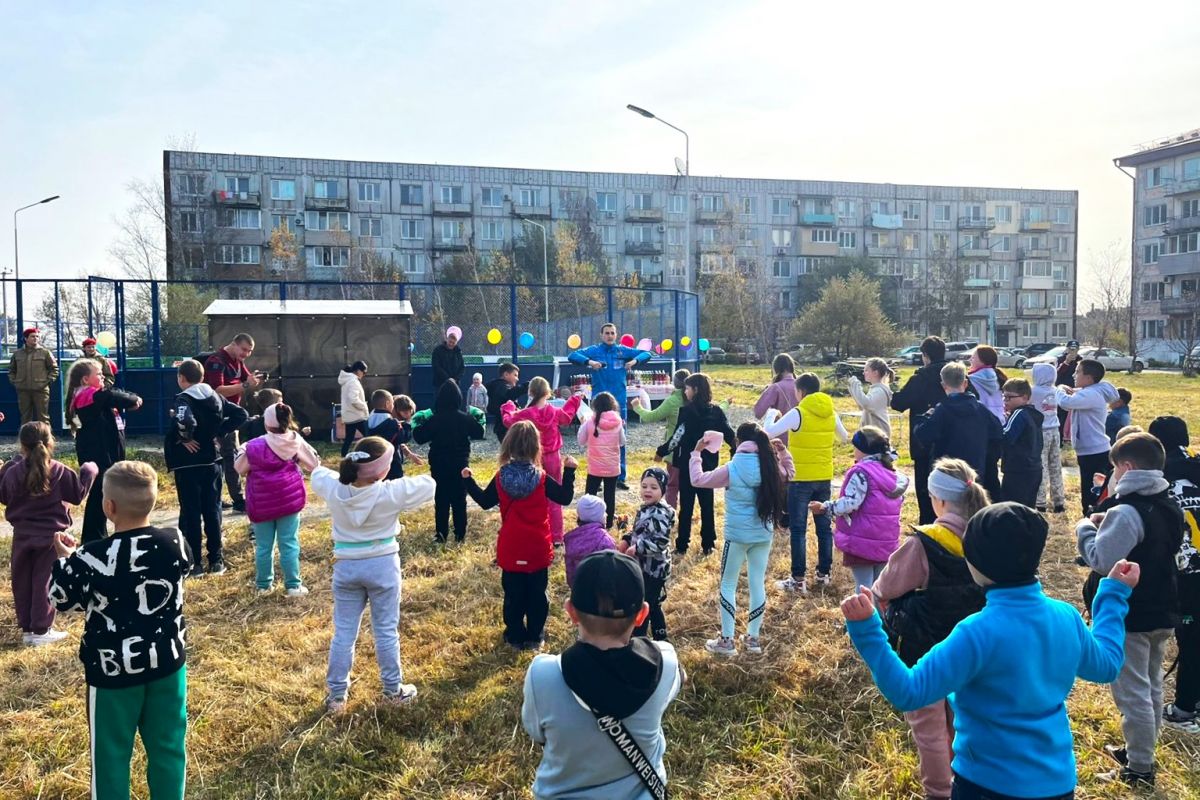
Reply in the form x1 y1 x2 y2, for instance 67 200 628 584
202 299 413 317
1115 127 1200 167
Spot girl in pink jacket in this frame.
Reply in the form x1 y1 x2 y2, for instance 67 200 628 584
502 376 582 544
576 392 625 528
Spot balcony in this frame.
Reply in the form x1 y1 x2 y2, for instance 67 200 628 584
961 246 992 259
306 265 347 281
866 245 899 258
1165 214 1200 234
625 240 664 256
965 306 990 317
513 204 551 219
958 216 996 230
697 240 728 253
305 195 349 211
1018 274 1054 290
1159 251 1200 277
866 213 904 230
800 212 836 226
799 240 839 257
696 209 732 223
1020 219 1053 232
1018 247 1051 259
213 190 260 207
1016 306 1051 318
1165 177 1200 196
1161 295 1200 315
433 202 473 217
964 278 993 288
625 207 664 222
432 237 469 252
639 270 665 287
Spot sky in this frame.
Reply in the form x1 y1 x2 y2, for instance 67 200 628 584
4 0 1200 308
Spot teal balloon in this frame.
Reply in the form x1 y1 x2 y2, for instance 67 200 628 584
698 338 711 352
95 345 110 356
519 332 535 349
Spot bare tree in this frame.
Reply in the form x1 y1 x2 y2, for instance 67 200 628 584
1165 289 1200 375
1078 240 1130 350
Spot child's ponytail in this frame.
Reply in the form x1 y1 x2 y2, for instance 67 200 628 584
737 422 785 528
337 436 389 484
930 457 990 519
590 392 618 437
853 425 895 470
18 422 54 496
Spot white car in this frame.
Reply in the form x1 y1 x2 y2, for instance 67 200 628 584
1026 346 1069 367
1079 347 1144 373
958 346 1026 369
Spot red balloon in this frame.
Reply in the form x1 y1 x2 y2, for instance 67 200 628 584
654 344 664 355
620 334 635 347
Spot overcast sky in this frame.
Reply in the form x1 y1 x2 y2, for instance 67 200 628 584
4 0 1200 306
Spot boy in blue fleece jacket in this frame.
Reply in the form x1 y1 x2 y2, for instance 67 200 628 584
842 502 1137 800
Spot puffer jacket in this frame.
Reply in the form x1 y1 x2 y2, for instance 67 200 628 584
834 457 906 562
338 370 369 424
8 346 58 391
241 437 309 523
577 410 624 478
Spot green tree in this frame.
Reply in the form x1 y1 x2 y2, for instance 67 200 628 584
791 273 903 359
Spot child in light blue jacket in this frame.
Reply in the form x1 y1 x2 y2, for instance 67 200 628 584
690 422 793 656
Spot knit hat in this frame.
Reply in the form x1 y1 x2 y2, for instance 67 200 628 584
22 327 38 338
472 372 483 383
577 494 607 525
1148 416 1190 451
571 551 644 619
641 467 669 495
446 326 462 341
962 502 1048 587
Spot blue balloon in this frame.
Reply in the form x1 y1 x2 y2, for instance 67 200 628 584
698 338 711 353
408 342 414 352
519 332 535 349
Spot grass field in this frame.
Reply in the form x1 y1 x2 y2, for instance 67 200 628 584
1 365 1199 799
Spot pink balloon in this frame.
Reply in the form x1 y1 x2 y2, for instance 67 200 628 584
654 344 664 355
637 337 653 351
620 334 635 347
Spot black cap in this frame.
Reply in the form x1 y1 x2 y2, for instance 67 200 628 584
962 502 1048 586
570 551 645 619
1066 340 1080 349
1148 415 1189 450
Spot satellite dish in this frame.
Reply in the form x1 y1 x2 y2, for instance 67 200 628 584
674 157 687 176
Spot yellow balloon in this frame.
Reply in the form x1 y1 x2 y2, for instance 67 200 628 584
567 333 582 350
680 336 692 347
96 331 118 349
487 328 502 345
661 339 673 352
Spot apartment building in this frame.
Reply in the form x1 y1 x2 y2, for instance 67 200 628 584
164 150 1077 346
1115 127 1200 363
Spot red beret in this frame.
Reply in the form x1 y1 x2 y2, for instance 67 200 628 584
82 337 97 346
22 328 38 337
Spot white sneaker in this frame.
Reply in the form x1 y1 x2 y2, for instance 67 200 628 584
381 684 418 706
256 586 273 595
285 586 310 598
815 572 832 587
27 629 69 646
21 632 33 645
704 636 737 656
775 576 808 594
741 634 764 655
325 694 348 715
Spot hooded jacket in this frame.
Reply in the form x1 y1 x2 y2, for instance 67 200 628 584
848 377 893 438
71 387 141 470
411 380 485 474
968 366 1005 422
577 410 626 478
1001 404 1045 474
365 410 411 480
567 341 652 411
310 466 436 560
502 394 583 455
656 402 736 472
689 441 795 544
338 370 369 424
1153 421 1200 578
914 392 1003 478
563 521 616 586
1030 363 1060 431
164 383 248 472
1055 380 1121 457
0 458 98 542
1105 405 1131 443
890 359 949 458
431 342 465 389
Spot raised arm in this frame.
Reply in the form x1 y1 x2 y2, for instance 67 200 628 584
763 408 801 439
464 474 499 509
688 450 731 489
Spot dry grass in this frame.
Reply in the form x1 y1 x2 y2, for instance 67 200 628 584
1 366 1199 799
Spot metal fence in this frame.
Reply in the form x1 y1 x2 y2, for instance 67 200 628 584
0 277 700 435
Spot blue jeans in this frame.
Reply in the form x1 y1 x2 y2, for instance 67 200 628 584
787 481 832 578
253 513 302 589
326 553 404 698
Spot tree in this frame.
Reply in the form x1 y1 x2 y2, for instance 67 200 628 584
909 248 972 340
791 273 903 359
1165 290 1200 374
1078 240 1130 350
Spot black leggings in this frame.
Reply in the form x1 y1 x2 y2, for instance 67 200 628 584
633 573 668 641
585 474 618 529
81 465 110 544
676 480 715 553
501 569 549 645
952 773 1072 800
433 470 468 541
341 420 369 456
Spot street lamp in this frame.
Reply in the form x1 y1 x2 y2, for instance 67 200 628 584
13 195 61 281
626 104 689 290
514 213 549 323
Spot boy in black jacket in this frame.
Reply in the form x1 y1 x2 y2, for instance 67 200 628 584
915 362 1002 481
365 390 423 479
412 379 484 543
165 358 248 575
891 336 950 524
999 378 1045 508
486 362 528 442
50 460 192 800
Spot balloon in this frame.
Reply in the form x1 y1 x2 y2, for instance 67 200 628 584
654 344 664 355
96 345 109 356
661 339 673 352
637 337 652 351
519 332 535 349
96 331 117 349
620 334 635 347
698 338 711 353
680 336 692 347
567 333 581 350
487 328 503 345
408 342 414 352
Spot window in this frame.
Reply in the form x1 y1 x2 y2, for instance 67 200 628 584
1052 262 1067 283
1022 321 1040 338
1052 292 1068 310
667 227 683 245
1182 198 1200 218
400 219 423 240
518 188 541 206
596 192 617 212
1142 243 1160 264
870 232 890 247
1185 158 1200 180
700 227 719 244
961 234 978 250
903 233 920 251
1144 204 1168 226
1146 167 1166 188
1054 235 1070 253
631 225 653 243
219 245 259 264
313 179 339 199
669 258 685 277
481 187 503 207
271 213 293 233
1022 260 1052 277
305 211 348 231
1024 207 1046 223
934 204 951 222
219 208 261 229
804 198 834 215
1019 292 1044 309
270 179 296 201
772 229 793 248
1054 207 1070 224
965 292 981 310
179 211 201 233
741 196 758 216
180 174 205 195
838 230 857 249
995 235 1011 252
359 216 382 237
1141 319 1166 339
902 202 921 221
558 188 582 208
993 292 1011 310
964 204 984 221
1052 322 1069 338
870 200 891 215
994 263 1009 282
810 228 834 243
700 254 732 273
933 233 950 251
482 221 504 241
738 226 755 245
699 195 722 213
778 290 792 309
669 194 685 214
1024 235 1043 250
307 246 348 267
400 184 423 205
1142 282 1165 302
224 176 250 195
1165 232 1200 254
358 182 381 202
995 205 1012 223
797 257 818 275
600 226 617 245
440 185 465 204
771 197 790 217
182 247 204 271
837 199 857 221
439 220 463 242
399 253 424 274
632 192 654 210
773 259 791 278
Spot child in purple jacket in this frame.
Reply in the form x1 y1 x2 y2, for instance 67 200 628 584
563 494 616 587
234 402 320 596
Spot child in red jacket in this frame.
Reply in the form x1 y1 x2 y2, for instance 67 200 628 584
464 421 577 651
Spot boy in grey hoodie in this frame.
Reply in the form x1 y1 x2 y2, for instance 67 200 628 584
1076 433 1186 787
1030 363 1066 512
1056 358 1121 515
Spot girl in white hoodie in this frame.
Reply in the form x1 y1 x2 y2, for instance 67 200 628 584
311 436 435 713
338 360 371 456
848 357 894 438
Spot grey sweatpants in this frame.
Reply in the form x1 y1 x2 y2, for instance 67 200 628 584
1111 628 1173 773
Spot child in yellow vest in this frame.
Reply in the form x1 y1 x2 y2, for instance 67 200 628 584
764 372 848 594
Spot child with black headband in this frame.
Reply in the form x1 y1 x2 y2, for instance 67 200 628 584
617 467 675 641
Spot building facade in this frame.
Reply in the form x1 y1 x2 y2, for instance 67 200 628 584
164 150 1078 346
1115 128 1200 364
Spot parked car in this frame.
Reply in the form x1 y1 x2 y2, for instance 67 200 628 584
1023 342 1060 358
958 346 1026 368
1026 345 1069 366
727 342 762 365
1079 346 1144 373
944 341 978 360
1186 345 1200 371
895 345 923 365
703 346 728 364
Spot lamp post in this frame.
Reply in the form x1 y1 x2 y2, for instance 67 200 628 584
13 195 61 281
515 213 549 323
627 104 689 291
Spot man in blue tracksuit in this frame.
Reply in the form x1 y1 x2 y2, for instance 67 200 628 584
568 322 652 487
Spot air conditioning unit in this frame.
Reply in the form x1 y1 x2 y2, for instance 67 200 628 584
775 247 788 255
294 214 305 227
792 199 801 206
1165 275 1175 283
652 256 662 263
503 194 511 202
656 225 666 232
604 211 616 220
991 281 1002 288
